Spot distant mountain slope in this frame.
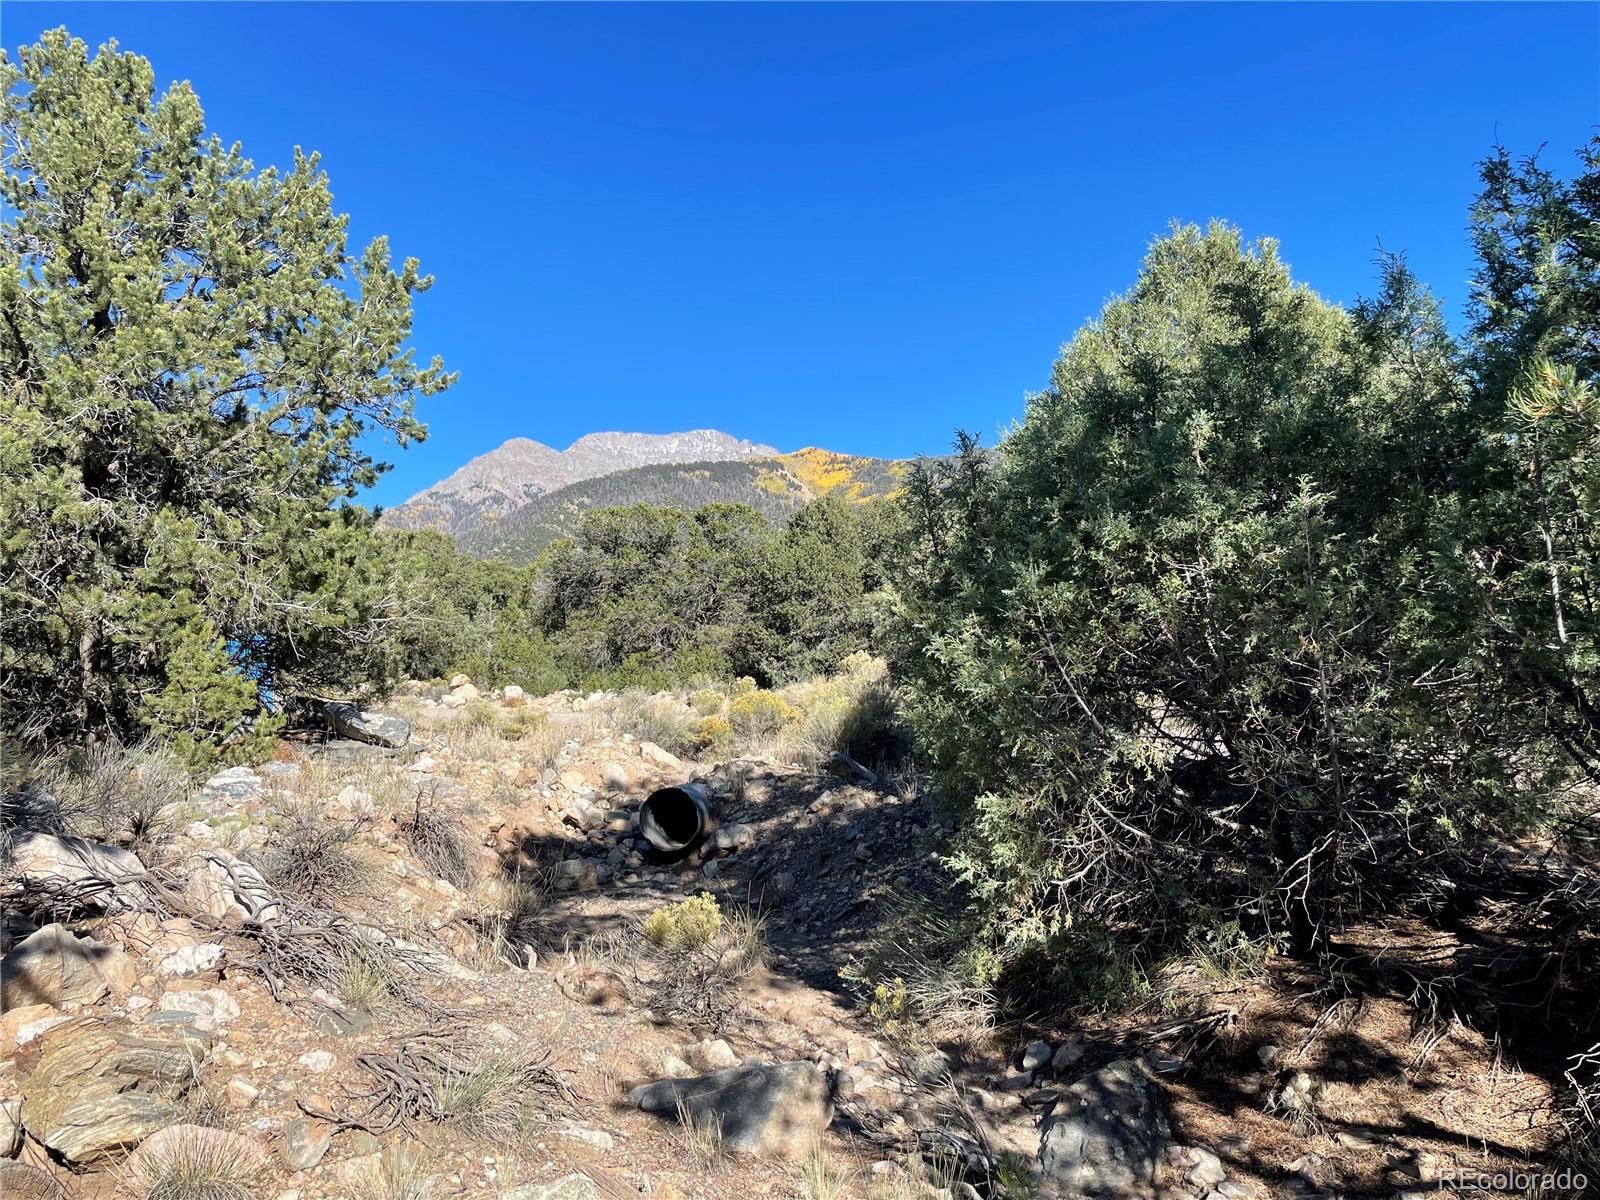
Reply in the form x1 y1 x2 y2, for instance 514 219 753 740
462 448 908 563
378 430 778 536
770 448 909 504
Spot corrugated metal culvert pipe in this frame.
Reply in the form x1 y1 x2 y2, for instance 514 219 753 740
639 783 712 852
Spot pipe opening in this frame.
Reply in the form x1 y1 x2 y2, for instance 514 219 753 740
639 784 710 853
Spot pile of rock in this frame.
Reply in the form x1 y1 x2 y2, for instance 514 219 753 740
0 766 285 1185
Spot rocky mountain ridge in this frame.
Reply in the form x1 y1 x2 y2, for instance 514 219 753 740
460 449 910 563
379 430 780 537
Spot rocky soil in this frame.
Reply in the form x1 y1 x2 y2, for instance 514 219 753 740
0 680 1576 1199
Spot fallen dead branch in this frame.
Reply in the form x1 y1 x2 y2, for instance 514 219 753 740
299 1033 574 1136
17 851 444 1012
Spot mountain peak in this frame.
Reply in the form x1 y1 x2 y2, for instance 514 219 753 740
379 429 779 536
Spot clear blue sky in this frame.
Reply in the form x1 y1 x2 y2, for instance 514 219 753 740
9 3 1598 508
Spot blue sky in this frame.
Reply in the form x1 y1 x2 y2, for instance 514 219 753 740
9 3 1598 508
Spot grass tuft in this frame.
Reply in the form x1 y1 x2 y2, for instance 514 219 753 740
121 1125 265 1200
349 1147 436 1200
467 867 548 971
616 692 697 756
801 1140 857 1200
252 802 372 899
396 793 474 890
426 1045 566 1137
842 887 997 1047
337 938 402 1013
673 1093 726 1171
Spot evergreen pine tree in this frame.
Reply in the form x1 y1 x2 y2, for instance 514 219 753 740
0 30 453 759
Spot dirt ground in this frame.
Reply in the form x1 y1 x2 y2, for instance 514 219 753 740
3 683 1589 1199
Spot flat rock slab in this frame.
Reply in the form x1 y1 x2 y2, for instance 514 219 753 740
630 1060 832 1158
324 702 411 749
19 1018 208 1166
500 1177 601 1200
0 1162 68 1200
3 832 146 908
197 765 264 800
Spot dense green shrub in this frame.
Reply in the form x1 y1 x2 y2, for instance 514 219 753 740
896 222 1497 981
379 533 563 695
895 143 1600 1005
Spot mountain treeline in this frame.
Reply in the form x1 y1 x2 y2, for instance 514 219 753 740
386 496 899 695
458 459 812 563
452 450 911 563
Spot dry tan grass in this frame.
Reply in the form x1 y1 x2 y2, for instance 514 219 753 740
175 1082 234 1131
25 737 188 862
775 658 901 772
522 724 567 775
800 1140 860 1200
672 1093 727 1172
616 691 697 756
282 752 414 815
427 1046 547 1136
841 888 997 1049
441 718 509 762
336 937 404 1013
346 1147 437 1200
396 793 474 890
465 867 549 971
251 801 374 900
120 1126 267 1200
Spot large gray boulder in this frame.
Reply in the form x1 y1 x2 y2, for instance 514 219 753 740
323 702 410 749
197 765 263 800
629 1060 832 1158
1038 1059 1169 1198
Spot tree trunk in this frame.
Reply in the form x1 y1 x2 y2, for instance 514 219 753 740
1278 810 1330 960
